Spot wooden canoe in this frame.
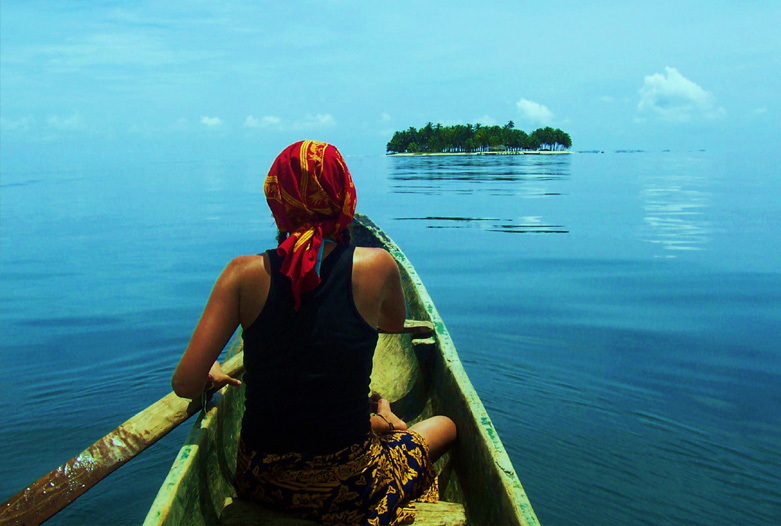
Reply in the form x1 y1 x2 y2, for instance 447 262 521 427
142 214 539 526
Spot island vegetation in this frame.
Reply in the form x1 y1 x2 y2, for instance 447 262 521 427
386 121 572 154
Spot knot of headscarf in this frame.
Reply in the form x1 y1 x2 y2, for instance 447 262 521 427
264 140 356 310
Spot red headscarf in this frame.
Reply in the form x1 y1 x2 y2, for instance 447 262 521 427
264 140 356 310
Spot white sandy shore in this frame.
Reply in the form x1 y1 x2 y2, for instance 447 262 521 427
387 151 572 157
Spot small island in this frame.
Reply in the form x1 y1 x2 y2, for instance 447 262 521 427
387 122 572 155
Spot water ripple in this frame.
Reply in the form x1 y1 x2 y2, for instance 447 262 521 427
393 215 568 234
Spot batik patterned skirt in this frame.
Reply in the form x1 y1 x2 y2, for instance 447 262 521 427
234 430 438 525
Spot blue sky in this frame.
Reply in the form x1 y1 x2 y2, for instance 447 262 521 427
1 1 778 168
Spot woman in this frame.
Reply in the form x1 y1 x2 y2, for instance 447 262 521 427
172 140 456 525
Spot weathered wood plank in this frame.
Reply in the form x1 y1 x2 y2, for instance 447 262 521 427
220 497 318 525
378 319 435 336
219 497 466 526
415 501 467 526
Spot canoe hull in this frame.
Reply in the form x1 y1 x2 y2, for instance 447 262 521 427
143 215 538 525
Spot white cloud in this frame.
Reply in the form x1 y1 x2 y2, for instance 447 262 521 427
0 116 35 132
35 33 181 72
294 113 336 130
637 67 725 122
245 115 282 128
474 115 497 126
170 118 189 131
752 107 768 115
381 113 392 122
244 113 335 131
128 122 159 137
516 98 553 125
47 113 84 130
437 119 466 127
200 116 223 127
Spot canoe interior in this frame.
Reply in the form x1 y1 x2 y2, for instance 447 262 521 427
143 214 538 526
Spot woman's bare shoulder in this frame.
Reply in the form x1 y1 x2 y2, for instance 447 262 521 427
228 253 265 268
353 246 396 266
353 247 400 285
219 254 269 285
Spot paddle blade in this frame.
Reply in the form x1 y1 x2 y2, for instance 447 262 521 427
0 393 202 525
1 352 245 525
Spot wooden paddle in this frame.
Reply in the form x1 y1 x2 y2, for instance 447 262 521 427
0 320 434 525
0 352 245 526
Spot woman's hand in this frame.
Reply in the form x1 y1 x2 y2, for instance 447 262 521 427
208 361 242 391
371 398 407 433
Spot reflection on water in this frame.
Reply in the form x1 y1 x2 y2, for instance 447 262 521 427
640 158 712 256
388 155 571 233
388 154 570 196
395 216 568 234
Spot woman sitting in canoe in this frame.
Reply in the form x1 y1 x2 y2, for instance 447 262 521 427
172 140 457 525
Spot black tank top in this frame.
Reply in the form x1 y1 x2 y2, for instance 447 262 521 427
240 243 379 454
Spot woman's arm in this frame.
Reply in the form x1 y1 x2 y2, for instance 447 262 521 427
353 247 406 332
172 259 245 399
376 250 406 333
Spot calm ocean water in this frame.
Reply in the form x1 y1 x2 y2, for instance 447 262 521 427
1 150 779 525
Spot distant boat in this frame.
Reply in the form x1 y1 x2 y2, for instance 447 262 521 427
143 214 540 526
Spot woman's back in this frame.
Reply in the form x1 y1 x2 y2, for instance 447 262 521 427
241 243 379 454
